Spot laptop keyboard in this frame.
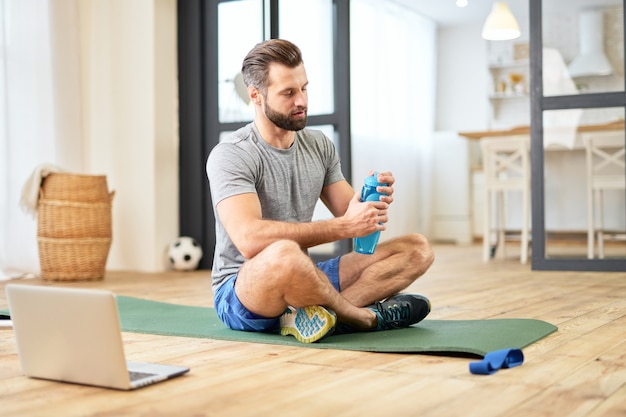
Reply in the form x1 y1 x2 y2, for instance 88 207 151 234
129 371 158 381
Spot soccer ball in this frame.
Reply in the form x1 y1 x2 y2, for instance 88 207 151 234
168 237 203 271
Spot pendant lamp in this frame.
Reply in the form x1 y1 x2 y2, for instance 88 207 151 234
482 2 521 41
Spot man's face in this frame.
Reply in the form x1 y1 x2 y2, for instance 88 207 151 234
262 63 308 131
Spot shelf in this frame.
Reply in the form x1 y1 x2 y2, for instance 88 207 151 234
487 53 530 126
489 93 529 100
488 60 529 70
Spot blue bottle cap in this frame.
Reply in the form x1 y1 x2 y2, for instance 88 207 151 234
364 172 381 187
365 172 388 187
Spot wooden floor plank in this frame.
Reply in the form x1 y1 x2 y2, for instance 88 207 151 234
503 339 626 417
585 383 626 417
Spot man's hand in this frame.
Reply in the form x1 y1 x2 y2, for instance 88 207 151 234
343 191 389 237
371 171 395 206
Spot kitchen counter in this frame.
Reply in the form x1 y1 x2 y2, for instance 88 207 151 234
458 120 625 140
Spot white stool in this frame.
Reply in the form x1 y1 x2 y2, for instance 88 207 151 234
481 136 531 263
583 132 626 259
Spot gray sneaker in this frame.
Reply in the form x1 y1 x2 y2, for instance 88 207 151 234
368 294 431 331
279 305 337 343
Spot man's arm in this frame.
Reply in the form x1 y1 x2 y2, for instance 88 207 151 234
319 179 354 217
216 179 386 259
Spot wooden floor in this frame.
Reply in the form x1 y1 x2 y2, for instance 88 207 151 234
1 243 625 417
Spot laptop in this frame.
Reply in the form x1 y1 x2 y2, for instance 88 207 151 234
5 284 190 390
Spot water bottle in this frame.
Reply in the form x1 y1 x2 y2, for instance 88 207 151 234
354 172 388 254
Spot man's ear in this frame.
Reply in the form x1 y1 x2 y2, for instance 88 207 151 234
249 86 262 105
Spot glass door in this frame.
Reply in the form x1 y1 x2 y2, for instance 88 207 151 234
530 0 626 270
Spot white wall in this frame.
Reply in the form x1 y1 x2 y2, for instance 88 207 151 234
429 22 490 243
79 0 178 271
435 24 489 132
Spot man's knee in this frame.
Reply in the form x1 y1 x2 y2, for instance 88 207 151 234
262 240 309 272
402 233 435 268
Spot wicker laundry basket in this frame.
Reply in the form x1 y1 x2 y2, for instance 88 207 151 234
37 173 114 281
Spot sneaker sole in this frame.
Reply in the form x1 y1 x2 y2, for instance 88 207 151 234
280 306 337 343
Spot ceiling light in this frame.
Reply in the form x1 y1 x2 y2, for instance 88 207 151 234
482 2 521 41
456 0 468 7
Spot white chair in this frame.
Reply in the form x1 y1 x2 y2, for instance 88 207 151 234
481 136 531 263
583 132 626 259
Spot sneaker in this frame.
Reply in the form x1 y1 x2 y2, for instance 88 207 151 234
368 294 431 331
279 305 337 343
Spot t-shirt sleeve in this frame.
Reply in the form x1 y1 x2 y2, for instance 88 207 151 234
206 143 258 207
321 135 345 187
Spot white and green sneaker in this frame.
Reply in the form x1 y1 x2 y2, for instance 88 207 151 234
279 305 337 343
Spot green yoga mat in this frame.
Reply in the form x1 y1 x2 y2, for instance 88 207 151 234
114 296 557 357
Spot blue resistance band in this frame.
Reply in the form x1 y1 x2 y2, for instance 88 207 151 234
469 348 524 375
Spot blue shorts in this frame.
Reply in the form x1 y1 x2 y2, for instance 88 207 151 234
214 256 341 332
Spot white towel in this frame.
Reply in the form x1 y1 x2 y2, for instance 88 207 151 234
19 164 65 218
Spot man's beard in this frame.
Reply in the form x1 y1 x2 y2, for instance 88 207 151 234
264 103 308 131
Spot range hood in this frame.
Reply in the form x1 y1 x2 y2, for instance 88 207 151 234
568 9 613 78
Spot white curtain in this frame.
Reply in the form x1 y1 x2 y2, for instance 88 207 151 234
0 0 83 279
351 0 437 239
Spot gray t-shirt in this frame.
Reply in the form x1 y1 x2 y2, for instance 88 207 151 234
206 123 345 291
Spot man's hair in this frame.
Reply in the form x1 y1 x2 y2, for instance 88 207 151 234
241 39 303 95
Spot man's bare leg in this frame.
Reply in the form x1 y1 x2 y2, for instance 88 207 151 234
235 240 377 330
234 235 434 342
339 233 435 307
